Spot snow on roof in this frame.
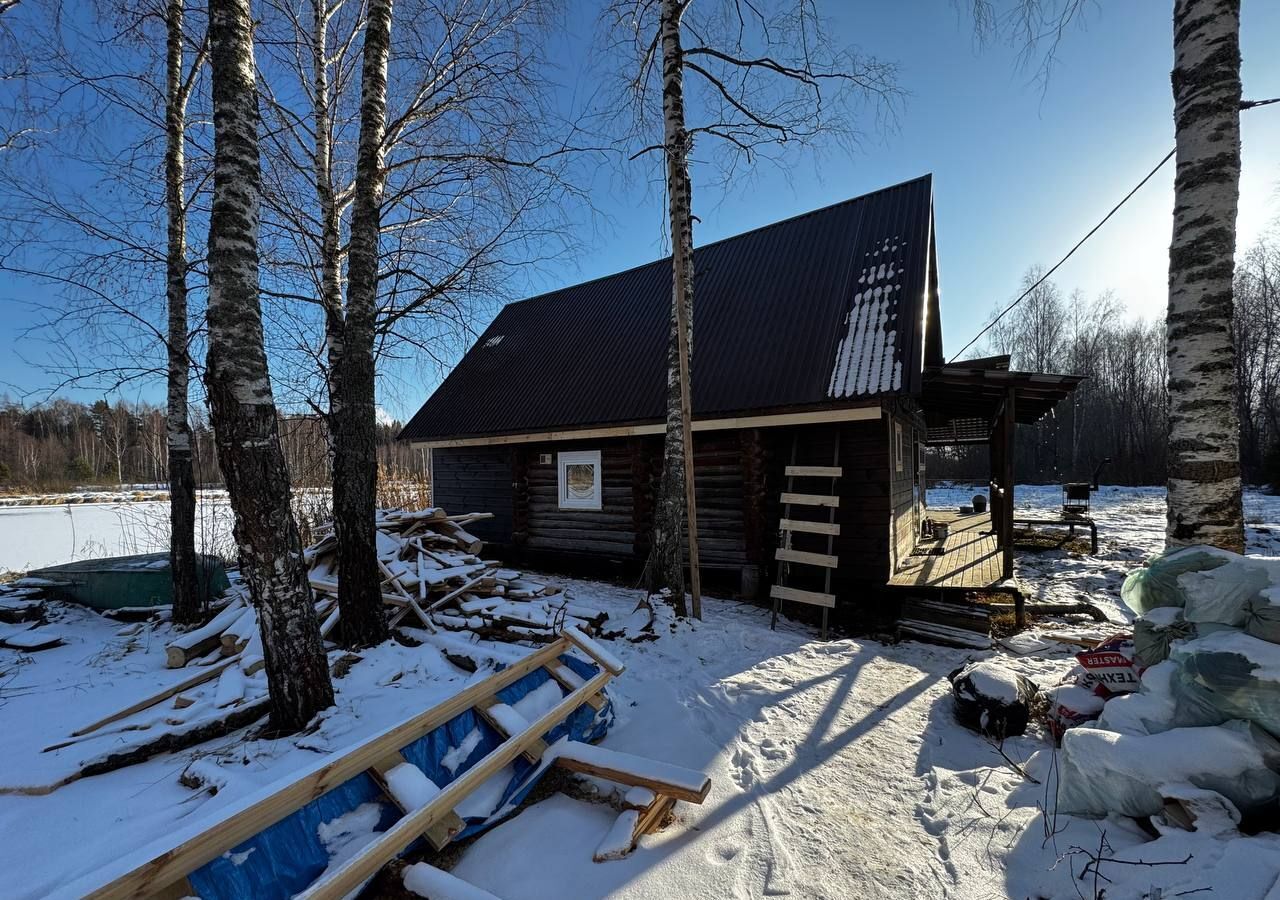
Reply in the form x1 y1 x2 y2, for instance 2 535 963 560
828 236 907 398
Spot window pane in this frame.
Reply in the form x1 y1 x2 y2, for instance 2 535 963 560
565 463 596 500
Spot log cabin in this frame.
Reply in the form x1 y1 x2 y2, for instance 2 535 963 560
399 175 1083 626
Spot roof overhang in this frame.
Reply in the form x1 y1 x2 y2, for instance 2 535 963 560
920 363 1084 446
409 403 882 449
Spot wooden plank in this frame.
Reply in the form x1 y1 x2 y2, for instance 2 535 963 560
779 492 839 508
543 664 606 712
367 751 465 851
774 547 838 569
779 518 840 536
769 584 836 609
562 625 625 676
86 638 574 900
475 699 547 763
784 465 842 477
553 744 711 804
635 794 676 838
69 654 244 738
297 668 615 900
411 406 882 450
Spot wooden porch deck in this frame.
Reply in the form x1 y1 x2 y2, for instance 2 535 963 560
888 510 1006 590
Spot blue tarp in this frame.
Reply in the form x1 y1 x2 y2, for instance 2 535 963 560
188 654 613 900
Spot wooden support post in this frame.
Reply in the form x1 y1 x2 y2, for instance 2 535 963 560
1002 388 1016 580
988 409 1002 542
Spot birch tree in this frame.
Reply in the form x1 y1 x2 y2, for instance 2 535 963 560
328 0 393 647
0 0 213 622
604 0 898 616
206 0 334 730
1165 0 1244 551
253 0 584 643
164 0 206 624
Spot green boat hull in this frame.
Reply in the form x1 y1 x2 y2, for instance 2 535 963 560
28 553 231 609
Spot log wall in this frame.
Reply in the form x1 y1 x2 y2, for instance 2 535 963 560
430 447 514 544
522 441 636 559
886 402 927 573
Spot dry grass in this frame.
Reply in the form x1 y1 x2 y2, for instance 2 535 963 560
292 466 432 548
1012 526 1092 555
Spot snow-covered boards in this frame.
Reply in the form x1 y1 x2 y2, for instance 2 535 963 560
80 633 618 900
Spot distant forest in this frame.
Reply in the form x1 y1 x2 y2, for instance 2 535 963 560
931 228 1280 489
0 398 423 491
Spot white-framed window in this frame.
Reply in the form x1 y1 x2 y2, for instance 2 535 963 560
557 450 602 510
895 422 904 472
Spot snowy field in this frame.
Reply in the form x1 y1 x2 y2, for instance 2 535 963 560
1 486 1279 898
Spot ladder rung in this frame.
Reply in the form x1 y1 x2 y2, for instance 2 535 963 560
780 492 839 508
779 518 840 536
769 584 836 609
775 547 839 568
784 466 842 478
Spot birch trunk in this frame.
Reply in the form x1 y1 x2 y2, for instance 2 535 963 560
165 0 199 627
645 0 697 618
328 0 392 646
1166 0 1245 552
206 0 335 730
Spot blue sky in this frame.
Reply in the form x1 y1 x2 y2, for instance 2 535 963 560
2 1 1278 421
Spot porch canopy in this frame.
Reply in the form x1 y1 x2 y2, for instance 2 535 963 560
918 355 1084 579
920 356 1084 446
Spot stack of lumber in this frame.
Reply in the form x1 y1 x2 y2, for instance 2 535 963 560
163 590 337 669
305 506 608 644
159 505 601 669
80 630 712 899
0 583 45 625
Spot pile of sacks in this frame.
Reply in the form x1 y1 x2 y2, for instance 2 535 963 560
1055 547 1280 826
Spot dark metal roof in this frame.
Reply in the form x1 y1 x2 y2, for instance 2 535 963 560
400 175 939 443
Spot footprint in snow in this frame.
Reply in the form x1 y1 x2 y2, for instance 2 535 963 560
758 738 787 761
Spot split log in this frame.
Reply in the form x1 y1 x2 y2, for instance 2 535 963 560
165 600 245 668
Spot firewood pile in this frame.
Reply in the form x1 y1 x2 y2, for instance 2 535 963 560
157 506 606 670
305 506 608 644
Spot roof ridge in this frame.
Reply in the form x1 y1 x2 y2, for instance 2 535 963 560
500 173 934 311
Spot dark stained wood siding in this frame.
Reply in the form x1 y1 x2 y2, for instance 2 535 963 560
431 412 907 609
682 433 749 569
887 403 926 573
763 415 894 602
523 440 635 559
430 447 513 544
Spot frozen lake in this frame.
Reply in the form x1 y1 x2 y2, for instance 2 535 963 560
0 499 237 573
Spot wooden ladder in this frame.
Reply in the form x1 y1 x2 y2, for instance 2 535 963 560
770 431 841 638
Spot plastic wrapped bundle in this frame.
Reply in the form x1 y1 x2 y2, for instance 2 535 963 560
1179 556 1270 627
949 660 1039 739
1057 720 1280 819
1133 608 1197 667
1243 589 1280 645
1096 661 1178 736
1121 547 1232 616
1169 631 1280 737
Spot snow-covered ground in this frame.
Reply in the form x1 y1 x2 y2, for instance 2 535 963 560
1 485 1279 898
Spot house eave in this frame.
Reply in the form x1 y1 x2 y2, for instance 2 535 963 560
408 402 884 450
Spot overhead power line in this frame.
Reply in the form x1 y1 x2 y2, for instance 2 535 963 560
948 147 1174 363
950 96 1279 364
